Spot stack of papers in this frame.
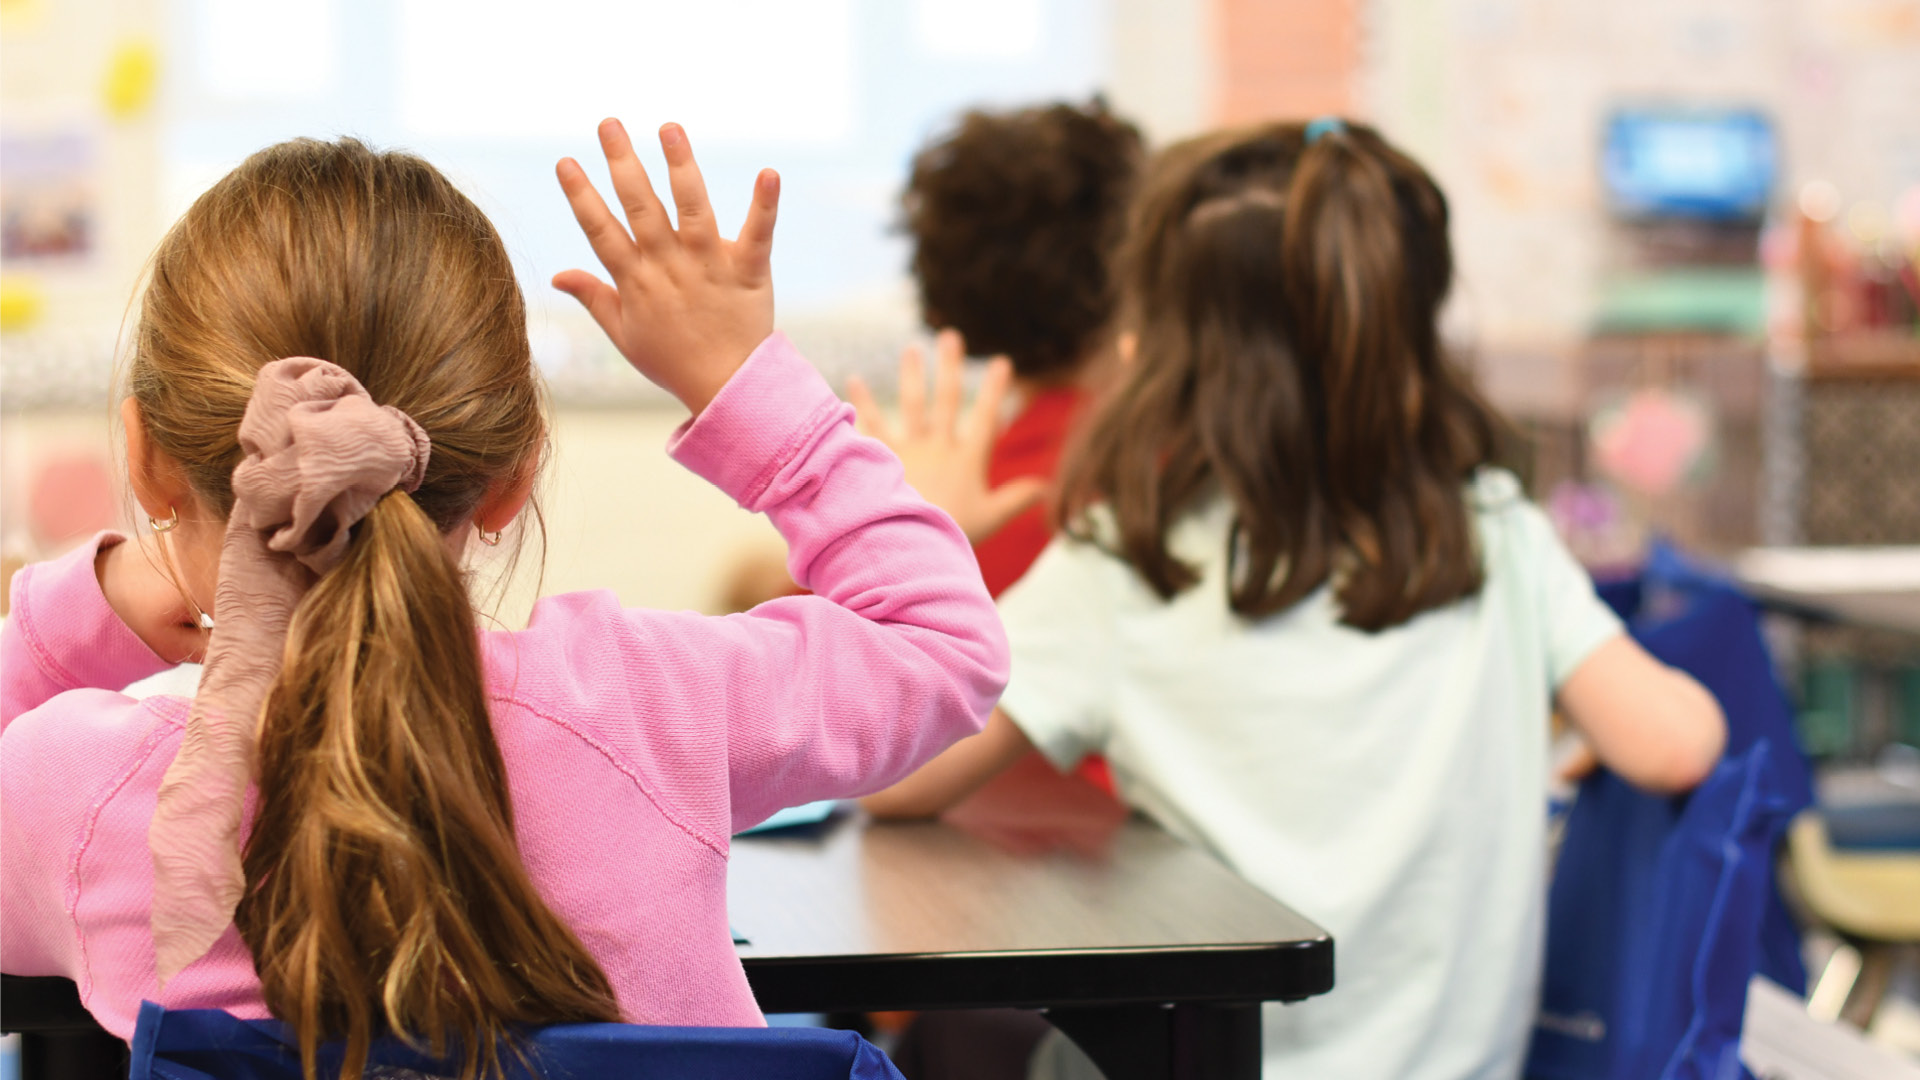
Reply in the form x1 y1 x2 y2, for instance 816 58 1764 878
1743 976 1920 1079
1735 547 1920 594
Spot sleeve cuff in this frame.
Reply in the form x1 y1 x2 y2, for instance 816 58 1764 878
666 332 847 512
1550 606 1626 691
998 680 1093 774
12 533 174 694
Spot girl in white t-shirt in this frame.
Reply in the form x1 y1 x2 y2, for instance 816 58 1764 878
864 119 1726 1079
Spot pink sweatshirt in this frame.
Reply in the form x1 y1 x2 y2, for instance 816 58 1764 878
0 333 1008 1040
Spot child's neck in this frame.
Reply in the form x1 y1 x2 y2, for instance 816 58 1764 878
1010 345 1115 404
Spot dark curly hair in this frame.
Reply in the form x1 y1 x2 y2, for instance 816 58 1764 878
903 100 1144 381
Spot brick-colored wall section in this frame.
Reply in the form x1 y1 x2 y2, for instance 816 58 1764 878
1214 0 1359 125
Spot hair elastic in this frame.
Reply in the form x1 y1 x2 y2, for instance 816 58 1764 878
147 356 431 985
1304 116 1347 144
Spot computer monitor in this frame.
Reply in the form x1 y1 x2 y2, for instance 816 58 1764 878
1602 109 1777 223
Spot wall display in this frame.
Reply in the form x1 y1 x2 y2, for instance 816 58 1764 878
100 37 160 120
1589 386 1716 496
1364 0 1920 345
1603 109 1778 223
0 124 101 266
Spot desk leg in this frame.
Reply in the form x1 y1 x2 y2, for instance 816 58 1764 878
1045 1002 1260 1080
1045 1004 1169 1080
20 1030 128 1080
1171 1002 1260 1080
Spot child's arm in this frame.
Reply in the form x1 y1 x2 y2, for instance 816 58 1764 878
663 335 1009 829
1 538 178 978
546 121 1009 832
866 528 1121 821
1555 636 1726 793
2 689 164 981
2 535 176 729
862 707 1034 819
1508 491 1727 794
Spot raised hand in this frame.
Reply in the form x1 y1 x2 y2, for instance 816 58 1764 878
553 119 780 415
847 329 1047 544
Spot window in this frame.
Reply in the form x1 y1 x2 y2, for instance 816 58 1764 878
165 0 1110 375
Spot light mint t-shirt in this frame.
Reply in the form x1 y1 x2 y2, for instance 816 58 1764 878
997 469 1622 1080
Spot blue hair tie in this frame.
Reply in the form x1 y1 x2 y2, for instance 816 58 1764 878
1304 116 1346 144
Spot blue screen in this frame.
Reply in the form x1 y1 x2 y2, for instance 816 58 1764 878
1603 110 1777 222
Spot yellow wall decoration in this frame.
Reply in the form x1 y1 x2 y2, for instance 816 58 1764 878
101 38 160 121
0 276 48 333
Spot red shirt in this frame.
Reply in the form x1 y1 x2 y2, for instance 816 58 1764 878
973 386 1089 599
970 386 1116 796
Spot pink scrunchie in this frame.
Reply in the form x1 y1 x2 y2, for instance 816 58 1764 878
149 357 430 984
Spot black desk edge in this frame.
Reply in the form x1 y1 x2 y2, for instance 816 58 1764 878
743 936 1335 1015
2 975 100 1033
5 935 1334 1032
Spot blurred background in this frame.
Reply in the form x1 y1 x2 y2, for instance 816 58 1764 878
2 0 1918 791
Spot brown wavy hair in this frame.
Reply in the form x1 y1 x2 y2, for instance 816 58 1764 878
1059 120 1505 632
129 138 618 1078
903 99 1143 380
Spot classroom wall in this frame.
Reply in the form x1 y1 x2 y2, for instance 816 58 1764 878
0 407 779 621
1361 0 1920 346
499 411 780 621
1215 0 1359 122
0 0 164 332
1106 0 1214 146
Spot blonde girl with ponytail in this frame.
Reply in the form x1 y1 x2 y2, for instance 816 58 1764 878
2 121 1008 1079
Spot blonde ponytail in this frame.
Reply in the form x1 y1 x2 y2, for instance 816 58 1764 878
239 491 617 1080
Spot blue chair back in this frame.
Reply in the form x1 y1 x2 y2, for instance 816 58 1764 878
1527 544 1814 1080
130 1002 906 1080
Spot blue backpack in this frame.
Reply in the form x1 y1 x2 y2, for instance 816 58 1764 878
129 1001 906 1080
1526 544 1814 1080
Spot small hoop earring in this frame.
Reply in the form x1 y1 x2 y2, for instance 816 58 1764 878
148 506 180 533
476 523 503 547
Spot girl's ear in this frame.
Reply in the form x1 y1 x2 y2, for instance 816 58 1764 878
472 456 539 537
121 397 197 522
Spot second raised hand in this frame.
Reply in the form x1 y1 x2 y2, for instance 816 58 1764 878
552 119 780 415
848 329 1048 544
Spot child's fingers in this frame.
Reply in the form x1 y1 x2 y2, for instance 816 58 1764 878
735 168 781 270
658 124 718 245
556 157 642 280
931 329 965 436
979 477 1050 537
552 269 624 345
898 343 928 438
846 375 894 444
597 119 672 252
962 356 1016 454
